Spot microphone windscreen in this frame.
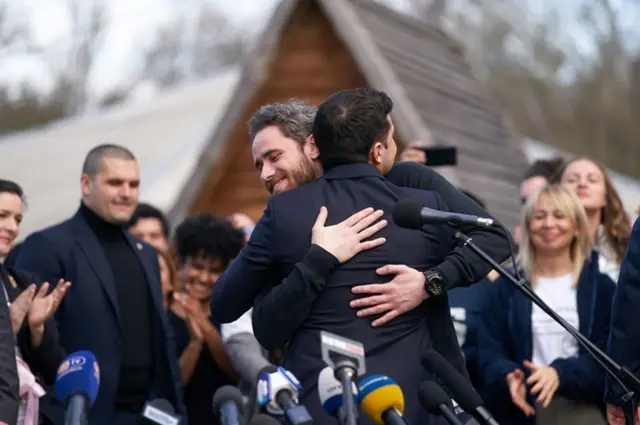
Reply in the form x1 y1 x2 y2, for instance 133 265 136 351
392 199 424 229
357 375 404 425
248 414 281 425
421 350 483 412
418 381 453 414
317 366 359 416
148 398 175 414
54 351 100 407
212 385 245 412
318 367 343 415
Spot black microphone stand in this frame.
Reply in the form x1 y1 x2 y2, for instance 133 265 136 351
454 230 640 425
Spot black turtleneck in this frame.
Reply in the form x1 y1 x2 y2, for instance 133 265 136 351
80 203 153 412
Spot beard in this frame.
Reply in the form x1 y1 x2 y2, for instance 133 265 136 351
266 155 317 195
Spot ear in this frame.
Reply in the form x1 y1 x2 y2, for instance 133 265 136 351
80 174 92 197
369 142 384 165
305 135 320 160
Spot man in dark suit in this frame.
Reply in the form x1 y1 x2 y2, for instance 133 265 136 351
607 218 640 425
212 89 459 425
13 144 185 425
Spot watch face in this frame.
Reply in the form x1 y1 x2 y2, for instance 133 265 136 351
427 274 444 296
429 282 443 296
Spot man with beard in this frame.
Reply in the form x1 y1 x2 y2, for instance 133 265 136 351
211 89 511 425
215 98 510 375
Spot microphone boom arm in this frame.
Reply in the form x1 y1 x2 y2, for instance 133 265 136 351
454 231 640 424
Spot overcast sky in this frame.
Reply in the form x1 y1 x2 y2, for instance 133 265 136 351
0 0 637 99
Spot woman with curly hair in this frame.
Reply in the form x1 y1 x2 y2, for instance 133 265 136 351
555 157 631 281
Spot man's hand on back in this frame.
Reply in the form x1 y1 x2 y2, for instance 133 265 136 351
350 265 427 327
311 206 387 263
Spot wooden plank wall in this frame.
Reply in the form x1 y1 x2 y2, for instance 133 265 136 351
353 1 527 228
189 0 369 221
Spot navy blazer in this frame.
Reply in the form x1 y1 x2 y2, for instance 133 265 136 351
211 163 457 425
13 208 185 425
477 253 615 425
607 217 640 404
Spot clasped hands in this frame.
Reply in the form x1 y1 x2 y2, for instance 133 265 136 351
173 292 215 343
312 206 429 327
506 361 560 417
9 279 71 346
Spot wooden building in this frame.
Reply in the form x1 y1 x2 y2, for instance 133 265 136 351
169 0 529 229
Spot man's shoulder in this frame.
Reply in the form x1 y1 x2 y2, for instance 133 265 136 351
24 216 75 246
270 181 319 202
395 185 443 205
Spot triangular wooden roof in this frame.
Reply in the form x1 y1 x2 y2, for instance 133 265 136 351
169 0 527 228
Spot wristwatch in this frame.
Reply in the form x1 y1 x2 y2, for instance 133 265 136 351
423 269 445 297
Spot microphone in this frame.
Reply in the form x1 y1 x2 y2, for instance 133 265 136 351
358 374 407 425
248 414 282 425
418 381 464 425
141 398 180 425
213 385 245 425
54 351 100 425
256 365 312 425
393 198 495 229
320 331 366 425
422 350 500 425
317 366 359 425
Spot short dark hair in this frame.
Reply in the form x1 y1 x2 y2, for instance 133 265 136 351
460 189 486 209
128 203 170 238
313 88 393 168
0 179 26 205
174 214 245 269
521 157 564 183
82 144 136 176
248 100 317 144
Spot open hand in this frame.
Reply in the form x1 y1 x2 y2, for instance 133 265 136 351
311 206 387 263
507 369 535 416
9 284 36 335
28 279 71 329
524 360 559 408
350 265 427 327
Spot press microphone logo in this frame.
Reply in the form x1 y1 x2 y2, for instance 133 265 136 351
56 355 87 378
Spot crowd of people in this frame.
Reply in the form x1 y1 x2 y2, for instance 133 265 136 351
0 87 637 425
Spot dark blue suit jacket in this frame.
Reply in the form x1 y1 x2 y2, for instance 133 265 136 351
607 217 640 404
211 163 457 425
13 208 185 425
448 279 493 390
478 254 615 425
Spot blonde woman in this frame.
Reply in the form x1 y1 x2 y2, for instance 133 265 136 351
478 185 615 425
556 157 631 281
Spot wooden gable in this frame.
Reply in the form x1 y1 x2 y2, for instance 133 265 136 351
185 0 370 221
170 0 527 229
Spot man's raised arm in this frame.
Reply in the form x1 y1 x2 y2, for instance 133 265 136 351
210 200 278 323
386 161 512 288
251 206 386 349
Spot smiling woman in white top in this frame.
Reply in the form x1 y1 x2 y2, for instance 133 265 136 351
478 184 616 425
